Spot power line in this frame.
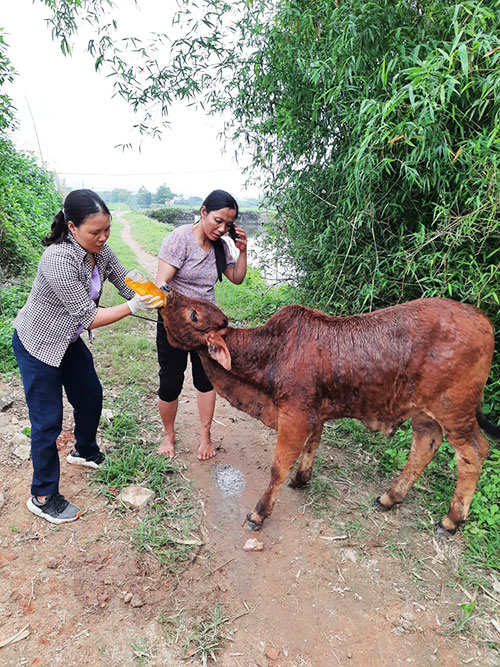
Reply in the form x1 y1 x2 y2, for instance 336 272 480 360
57 167 244 176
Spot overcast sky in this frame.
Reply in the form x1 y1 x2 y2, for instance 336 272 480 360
3 0 259 200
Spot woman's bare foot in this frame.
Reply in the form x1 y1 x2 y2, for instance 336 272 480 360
197 438 216 460
157 432 175 457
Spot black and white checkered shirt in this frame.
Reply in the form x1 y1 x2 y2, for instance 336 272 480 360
14 233 134 367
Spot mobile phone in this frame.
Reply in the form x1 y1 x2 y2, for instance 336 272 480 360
229 222 239 241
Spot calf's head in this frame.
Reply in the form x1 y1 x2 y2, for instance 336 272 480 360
158 286 232 370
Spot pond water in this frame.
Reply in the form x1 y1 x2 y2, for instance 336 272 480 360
189 214 295 285
229 224 296 286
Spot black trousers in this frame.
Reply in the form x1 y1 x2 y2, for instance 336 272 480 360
156 317 213 402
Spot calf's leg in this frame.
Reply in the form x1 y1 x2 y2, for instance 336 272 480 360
439 425 489 533
377 414 443 510
289 421 324 488
246 411 311 530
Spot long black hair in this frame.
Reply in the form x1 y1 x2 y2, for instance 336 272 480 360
42 189 111 246
201 189 238 217
202 190 239 282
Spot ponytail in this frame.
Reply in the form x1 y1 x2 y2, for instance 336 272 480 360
42 209 68 246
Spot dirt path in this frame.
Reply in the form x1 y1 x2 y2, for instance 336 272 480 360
0 214 497 666
117 210 158 279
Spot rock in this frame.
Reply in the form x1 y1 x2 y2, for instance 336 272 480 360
123 592 133 603
265 645 280 661
342 548 359 563
402 611 416 623
0 395 14 412
243 538 264 552
46 559 61 569
0 491 4 510
12 431 30 445
118 485 155 510
130 593 144 608
12 433 31 461
101 408 114 422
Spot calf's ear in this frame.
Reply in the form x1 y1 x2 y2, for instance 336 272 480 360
205 332 231 371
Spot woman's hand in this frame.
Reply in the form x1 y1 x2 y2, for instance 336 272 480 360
128 294 163 314
232 225 247 253
224 224 248 285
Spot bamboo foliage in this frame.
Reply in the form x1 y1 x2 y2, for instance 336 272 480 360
222 1 500 316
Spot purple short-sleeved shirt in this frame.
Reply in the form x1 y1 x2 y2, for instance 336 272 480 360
158 224 235 303
71 264 101 342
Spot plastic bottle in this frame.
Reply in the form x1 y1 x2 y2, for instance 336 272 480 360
124 269 166 307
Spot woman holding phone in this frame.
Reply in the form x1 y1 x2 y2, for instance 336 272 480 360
155 189 247 460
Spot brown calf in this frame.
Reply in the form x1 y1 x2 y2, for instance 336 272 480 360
159 287 499 533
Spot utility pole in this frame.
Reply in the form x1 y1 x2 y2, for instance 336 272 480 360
24 96 44 168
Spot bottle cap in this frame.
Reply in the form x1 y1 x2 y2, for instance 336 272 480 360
125 269 146 282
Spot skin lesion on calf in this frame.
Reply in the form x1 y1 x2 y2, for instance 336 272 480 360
199 351 279 431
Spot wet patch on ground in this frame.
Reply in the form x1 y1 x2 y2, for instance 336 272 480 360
211 462 246 497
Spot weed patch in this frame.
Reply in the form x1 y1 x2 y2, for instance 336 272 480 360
312 419 500 573
129 636 157 665
95 392 203 574
161 603 233 666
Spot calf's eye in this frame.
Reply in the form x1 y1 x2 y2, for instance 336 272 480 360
190 310 198 323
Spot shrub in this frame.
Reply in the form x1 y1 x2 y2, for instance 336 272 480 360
145 207 191 226
0 135 60 375
0 135 61 274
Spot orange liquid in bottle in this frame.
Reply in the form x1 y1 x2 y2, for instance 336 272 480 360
124 270 166 307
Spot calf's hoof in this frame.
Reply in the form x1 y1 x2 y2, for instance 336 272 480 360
245 513 263 532
288 476 309 489
436 524 452 538
375 495 392 512
437 515 459 536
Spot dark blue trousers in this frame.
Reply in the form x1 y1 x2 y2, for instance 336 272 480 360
12 330 102 497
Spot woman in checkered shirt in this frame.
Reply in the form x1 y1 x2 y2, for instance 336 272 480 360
12 189 163 525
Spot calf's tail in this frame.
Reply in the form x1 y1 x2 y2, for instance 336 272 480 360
476 408 500 439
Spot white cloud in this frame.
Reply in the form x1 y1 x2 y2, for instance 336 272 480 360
2 0 259 200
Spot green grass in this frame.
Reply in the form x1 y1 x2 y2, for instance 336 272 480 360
308 419 500 573
215 267 295 325
96 432 202 573
91 228 203 574
0 284 32 375
93 286 202 572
